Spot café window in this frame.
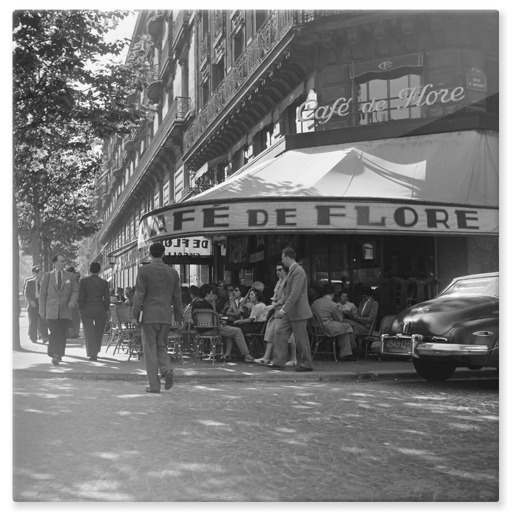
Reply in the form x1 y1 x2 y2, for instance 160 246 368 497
357 73 422 125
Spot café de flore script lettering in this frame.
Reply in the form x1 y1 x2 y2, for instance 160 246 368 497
297 84 466 124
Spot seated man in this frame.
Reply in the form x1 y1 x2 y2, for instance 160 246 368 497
191 284 254 363
345 287 379 335
311 284 354 359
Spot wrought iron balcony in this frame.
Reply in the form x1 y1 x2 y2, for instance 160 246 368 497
184 11 295 151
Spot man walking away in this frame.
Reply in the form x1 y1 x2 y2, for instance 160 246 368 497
23 265 49 343
132 242 183 393
39 254 79 365
271 247 314 372
78 262 110 361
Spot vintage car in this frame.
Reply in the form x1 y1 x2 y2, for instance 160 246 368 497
380 272 499 381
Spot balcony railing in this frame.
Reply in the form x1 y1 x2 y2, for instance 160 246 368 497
184 11 296 151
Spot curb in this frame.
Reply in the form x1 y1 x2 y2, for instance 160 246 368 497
13 368 497 384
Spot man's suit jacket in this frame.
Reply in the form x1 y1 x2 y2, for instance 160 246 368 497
23 277 38 308
132 259 183 324
39 270 79 320
78 274 110 317
311 296 353 336
355 298 379 327
281 262 312 321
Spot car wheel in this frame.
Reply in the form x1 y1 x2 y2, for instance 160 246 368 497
413 359 457 381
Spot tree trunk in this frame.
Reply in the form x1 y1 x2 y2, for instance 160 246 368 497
13 193 22 351
31 206 41 267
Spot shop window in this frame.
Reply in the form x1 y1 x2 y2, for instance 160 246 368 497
252 124 273 156
295 89 316 133
357 73 422 125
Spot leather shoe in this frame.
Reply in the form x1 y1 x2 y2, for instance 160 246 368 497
145 387 160 393
163 370 174 390
89 356 98 361
266 363 284 370
51 356 59 366
295 366 313 372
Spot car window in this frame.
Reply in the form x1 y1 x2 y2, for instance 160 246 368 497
441 276 499 298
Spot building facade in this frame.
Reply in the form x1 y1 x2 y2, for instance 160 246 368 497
92 10 498 319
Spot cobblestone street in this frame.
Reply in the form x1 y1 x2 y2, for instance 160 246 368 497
13 376 498 502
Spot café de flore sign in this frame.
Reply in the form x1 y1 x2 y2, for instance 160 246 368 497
138 198 498 247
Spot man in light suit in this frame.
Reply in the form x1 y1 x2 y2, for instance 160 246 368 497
78 262 110 361
39 254 79 365
132 242 184 393
346 287 379 334
271 247 314 372
23 265 49 343
311 284 354 359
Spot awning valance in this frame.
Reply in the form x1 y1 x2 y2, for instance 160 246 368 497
138 130 498 246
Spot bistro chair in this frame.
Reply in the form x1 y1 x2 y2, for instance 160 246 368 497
354 316 379 360
191 308 224 365
243 320 267 359
105 305 120 352
307 312 338 362
112 304 143 361
360 315 396 361
167 307 184 365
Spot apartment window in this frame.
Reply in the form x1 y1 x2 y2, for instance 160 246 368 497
233 30 244 64
162 181 170 206
255 10 267 31
202 11 209 37
202 78 210 107
357 73 422 125
212 58 225 91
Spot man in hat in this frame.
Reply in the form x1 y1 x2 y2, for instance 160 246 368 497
39 254 79 365
132 242 183 393
23 265 49 343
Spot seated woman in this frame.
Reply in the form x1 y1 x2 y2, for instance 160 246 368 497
222 285 245 320
233 288 269 335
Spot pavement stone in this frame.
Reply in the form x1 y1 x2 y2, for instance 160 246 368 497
14 311 497 384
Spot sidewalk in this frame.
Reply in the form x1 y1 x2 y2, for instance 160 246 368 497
13 311 495 384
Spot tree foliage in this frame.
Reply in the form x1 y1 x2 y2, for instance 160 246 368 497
13 10 147 269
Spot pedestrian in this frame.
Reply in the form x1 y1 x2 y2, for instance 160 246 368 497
39 254 79 366
22 265 49 344
270 247 314 372
78 262 110 361
253 263 297 366
66 267 81 338
132 242 183 393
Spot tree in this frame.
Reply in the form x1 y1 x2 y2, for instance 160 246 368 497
13 10 148 349
14 10 147 267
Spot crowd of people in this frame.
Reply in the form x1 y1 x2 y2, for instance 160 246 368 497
24 243 379 393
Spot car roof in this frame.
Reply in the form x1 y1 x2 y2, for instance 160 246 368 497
451 272 498 281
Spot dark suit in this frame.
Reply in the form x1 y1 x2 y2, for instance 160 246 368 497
132 259 183 392
273 262 314 368
39 270 79 359
23 276 48 342
78 274 110 358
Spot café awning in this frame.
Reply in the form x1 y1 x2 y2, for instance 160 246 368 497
138 130 498 245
